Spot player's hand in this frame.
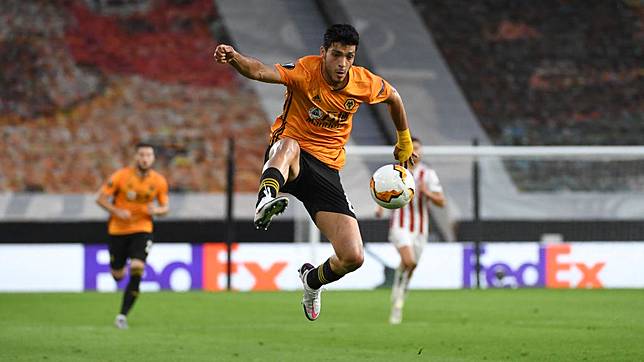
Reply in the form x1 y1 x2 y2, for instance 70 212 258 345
394 146 417 169
394 128 415 168
147 203 162 216
113 208 131 220
214 44 236 64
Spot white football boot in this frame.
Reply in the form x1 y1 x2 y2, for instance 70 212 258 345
299 263 322 321
389 269 409 324
114 314 128 329
389 298 403 325
254 188 288 231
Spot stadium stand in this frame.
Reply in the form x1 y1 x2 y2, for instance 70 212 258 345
414 0 643 146
0 0 268 193
2 0 642 222
413 0 644 191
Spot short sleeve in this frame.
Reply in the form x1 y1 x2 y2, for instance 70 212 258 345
274 59 306 89
367 75 393 104
156 176 169 206
426 169 443 193
100 170 122 196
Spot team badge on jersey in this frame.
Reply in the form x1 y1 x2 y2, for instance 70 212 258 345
344 98 356 111
280 62 295 69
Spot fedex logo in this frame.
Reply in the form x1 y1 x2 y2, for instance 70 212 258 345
463 244 606 289
83 243 288 291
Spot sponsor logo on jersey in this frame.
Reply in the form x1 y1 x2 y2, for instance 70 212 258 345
306 107 350 129
126 190 137 201
308 107 323 120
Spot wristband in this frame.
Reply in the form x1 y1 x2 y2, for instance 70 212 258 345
395 129 413 162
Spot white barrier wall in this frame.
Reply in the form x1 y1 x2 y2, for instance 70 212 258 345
1 242 643 292
0 244 84 291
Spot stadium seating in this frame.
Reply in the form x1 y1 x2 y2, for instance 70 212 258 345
3 0 642 193
0 0 268 193
413 0 644 191
413 0 643 146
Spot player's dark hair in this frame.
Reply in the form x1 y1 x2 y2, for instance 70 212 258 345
323 24 359 49
411 137 421 144
135 142 155 152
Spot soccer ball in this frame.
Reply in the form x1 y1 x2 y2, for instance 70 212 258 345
369 164 415 209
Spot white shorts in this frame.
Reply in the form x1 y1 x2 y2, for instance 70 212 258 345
388 227 426 263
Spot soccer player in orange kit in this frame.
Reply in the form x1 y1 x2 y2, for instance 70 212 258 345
215 24 415 321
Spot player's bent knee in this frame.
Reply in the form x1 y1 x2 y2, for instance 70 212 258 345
340 250 364 272
129 260 145 277
112 270 125 282
129 266 144 277
272 138 300 159
405 261 417 272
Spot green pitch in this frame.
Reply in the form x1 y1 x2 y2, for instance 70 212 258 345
1 289 643 361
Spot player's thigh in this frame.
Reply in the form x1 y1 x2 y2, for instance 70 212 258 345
390 228 418 264
127 233 153 265
412 234 425 264
292 151 357 220
389 228 414 250
266 138 301 182
108 235 129 271
315 211 363 261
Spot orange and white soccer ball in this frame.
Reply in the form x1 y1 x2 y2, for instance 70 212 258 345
369 164 415 209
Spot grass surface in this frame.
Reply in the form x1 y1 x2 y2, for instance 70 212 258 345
1 289 643 361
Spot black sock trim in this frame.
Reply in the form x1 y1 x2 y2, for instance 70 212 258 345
260 168 284 190
321 259 342 283
306 259 342 290
257 168 285 205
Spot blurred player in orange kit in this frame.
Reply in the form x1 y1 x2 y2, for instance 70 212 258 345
96 142 169 329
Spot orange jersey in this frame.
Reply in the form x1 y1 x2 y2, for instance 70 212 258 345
272 55 393 169
100 167 169 235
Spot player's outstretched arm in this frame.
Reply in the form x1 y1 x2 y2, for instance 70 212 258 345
384 88 416 165
214 44 282 84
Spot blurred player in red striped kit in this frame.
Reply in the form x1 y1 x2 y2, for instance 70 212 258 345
377 137 445 324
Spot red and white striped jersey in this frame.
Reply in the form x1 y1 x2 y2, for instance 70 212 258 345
389 163 443 235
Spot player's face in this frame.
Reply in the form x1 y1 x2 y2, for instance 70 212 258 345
135 147 155 171
320 42 356 86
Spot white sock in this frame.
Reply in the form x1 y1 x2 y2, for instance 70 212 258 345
397 270 410 307
391 266 404 303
